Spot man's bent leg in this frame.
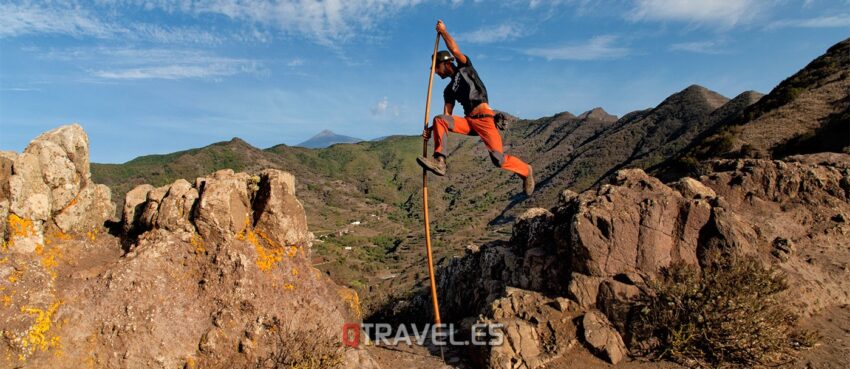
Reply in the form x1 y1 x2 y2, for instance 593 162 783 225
471 118 531 178
431 114 470 157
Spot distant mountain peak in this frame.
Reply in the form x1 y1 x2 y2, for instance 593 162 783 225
577 107 617 122
297 129 363 149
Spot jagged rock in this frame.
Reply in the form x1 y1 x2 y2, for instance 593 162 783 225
478 289 580 369
252 169 310 247
0 151 14 241
771 237 795 262
139 184 169 231
194 169 252 245
122 184 154 234
786 153 850 169
581 310 627 364
567 273 603 309
25 124 90 181
8 152 51 222
569 169 708 277
596 279 641 333
2 124 114 249
671 177 716 199
53 183 114 233
155 179 197 232
510 208 554 252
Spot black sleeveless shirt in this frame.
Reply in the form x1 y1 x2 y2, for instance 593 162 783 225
443 57 488 116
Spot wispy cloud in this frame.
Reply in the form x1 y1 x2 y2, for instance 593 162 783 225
457 23 527 44
669 40 726 54
0 2 228 44
768 14 850 28
628 0 772 27
171 0 425 46
0 1 423 47
38 47 261 80
0 2 116 38
371 96 400 116
523 35 630 61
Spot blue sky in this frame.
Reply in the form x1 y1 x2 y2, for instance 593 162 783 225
1 0 848 163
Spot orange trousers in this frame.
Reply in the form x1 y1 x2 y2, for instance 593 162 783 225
431 107 530 178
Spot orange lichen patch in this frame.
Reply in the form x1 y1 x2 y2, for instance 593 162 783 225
287 246 298 258
34 244 61 280
282 283 294 291
291 268 299 277
337 288 363 319
18 301 62 360
7 215 37 248
186 356 197 369
237 218 296 272
190 233 205 254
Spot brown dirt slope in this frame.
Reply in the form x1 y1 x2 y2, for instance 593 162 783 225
690 37 850 159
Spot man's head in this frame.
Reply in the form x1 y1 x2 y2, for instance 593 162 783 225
433 50 455 79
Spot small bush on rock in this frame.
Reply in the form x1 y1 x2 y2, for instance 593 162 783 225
266 322 343 369
628 251 816 368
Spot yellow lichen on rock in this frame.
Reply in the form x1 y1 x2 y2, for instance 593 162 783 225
237 218 294 272
337 288 362 319
34 244 61 280
18 301 62 360
7 214 37 249
190 233 205 254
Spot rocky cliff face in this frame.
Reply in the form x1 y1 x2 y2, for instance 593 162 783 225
0 125 378 368
388 153 850 368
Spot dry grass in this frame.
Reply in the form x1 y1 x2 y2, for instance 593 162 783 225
263 322 344 369
628 251 816 368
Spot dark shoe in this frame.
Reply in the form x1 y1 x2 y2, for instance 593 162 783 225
417 156 446 176
523 166 535 196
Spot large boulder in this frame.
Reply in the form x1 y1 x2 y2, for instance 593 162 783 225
121 184 154 234
194 169 252 246
568 169 709 277
581 311 627 365
1 124 114 252
251 169 311 247
476 289 581 369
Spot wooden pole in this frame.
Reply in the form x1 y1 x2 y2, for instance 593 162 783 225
422 32 443 331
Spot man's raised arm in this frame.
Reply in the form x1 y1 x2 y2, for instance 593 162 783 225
436 20 467 65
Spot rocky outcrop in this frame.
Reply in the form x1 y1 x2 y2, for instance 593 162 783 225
1 124 115 253
475 288 581 369
425 154 850 367
0 126 377 369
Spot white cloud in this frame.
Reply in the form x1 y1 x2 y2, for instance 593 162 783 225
769 14 850 28
669 40 726 54
287 58 305 67
0 2 117 38
169 0 425 46
522 35 630 60
457 24 527 44
628 0 771 27
371 96 399 116
41 47 260 80
1 1 424 46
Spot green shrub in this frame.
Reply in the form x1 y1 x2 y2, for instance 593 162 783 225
628 251 815 367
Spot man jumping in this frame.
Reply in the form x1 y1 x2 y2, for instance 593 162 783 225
418 20 535 196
